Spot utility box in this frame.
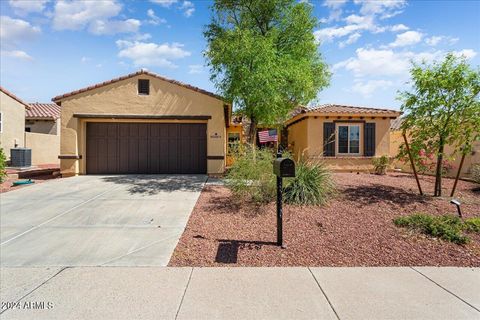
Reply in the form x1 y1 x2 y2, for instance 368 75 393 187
273 158 295 178
10 148 32 168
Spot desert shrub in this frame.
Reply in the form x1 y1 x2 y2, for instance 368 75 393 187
0 148 7 183
472 164 480 184
463 217 480 233
226 146 276 203
284 160 336 206
394 213 469 244
372 155 389 175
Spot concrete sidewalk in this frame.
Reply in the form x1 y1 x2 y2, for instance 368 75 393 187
0 267 478 320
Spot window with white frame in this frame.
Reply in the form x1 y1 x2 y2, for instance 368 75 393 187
337 124 360 154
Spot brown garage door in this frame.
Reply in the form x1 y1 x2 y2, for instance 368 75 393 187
86 122 207 174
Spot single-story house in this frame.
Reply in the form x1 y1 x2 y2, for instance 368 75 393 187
52 69 231 177
285 104 401 171
0 86 31 161
26 103 61 135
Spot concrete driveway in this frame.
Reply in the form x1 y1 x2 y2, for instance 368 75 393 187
0 175 206 267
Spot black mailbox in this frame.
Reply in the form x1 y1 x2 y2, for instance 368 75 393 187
273 158 295 177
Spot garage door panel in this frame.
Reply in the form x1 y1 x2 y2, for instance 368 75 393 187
87 122 207 174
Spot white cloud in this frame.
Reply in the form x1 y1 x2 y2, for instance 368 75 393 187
339 32 361 48
425 35 459 46
180 1 195 17
52 0 140 35
89 19 140 35
1 49 33 60
188 64 203 74
9 0 49 15
147 9 166 25
80 56 90 63
117 40 191 68
53 0 121 30
323 0 348 9
0 16 41 46
388 30 423 47
333 48 444 78
390 24 409 32
150 0 178 7
452 49 477 60
315 14 385 43
354 0 407 18
352 79 393 97
320 0 348 23
131 33 152 41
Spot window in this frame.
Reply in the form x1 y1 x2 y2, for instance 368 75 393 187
227 132 240 155
25 127 31 132
338 125 360 154
0 112 2 133
138 79 150 95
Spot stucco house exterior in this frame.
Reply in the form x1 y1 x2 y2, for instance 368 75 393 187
285 104 401 171
52 69 231 177
0 86 31 162
26 103 61 135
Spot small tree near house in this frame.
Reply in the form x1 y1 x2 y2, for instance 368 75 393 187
204 0 330 143
398 53 480 197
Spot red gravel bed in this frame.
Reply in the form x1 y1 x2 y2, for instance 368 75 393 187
169 173 480 267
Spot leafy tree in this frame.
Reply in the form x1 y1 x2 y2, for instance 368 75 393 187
204 0 330 142
398 53 480 196
0 148 7 182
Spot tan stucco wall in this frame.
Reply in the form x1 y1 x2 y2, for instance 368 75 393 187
390 130 480 178
287 115 393 170
26 118 60 135
25 132 60 165
57 74 226 175
0 91 26 160
287 118 309 161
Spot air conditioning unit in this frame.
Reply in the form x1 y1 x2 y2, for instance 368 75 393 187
10 148 32 167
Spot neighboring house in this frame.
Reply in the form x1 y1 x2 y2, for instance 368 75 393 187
0 86 31 162
26 103 61 135
52 69 231 177
285 104 401 171
390 117 480 178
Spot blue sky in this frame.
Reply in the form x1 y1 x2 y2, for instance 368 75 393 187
1 0 479 110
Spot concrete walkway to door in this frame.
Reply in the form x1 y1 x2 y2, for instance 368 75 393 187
0 175 206 267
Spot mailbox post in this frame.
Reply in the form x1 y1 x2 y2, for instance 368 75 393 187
273 156 295 247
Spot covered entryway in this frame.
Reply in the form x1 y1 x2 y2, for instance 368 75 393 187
86 122 207 174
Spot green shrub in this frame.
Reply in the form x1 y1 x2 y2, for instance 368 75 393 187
226 146 276 203
0 148 7 183
372 155 389 175
464 217 480 233
472 164 480 184
284 160 336 206
394 213 469 244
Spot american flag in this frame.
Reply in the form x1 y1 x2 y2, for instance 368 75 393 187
258 129 278 143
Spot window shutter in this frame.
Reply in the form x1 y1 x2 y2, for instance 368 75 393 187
364 123 376 156
323 122 335 157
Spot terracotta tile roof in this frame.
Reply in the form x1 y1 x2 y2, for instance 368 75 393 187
390 117 404 130
0 86 31 109
307 104 400 115
26 103 61 120
52 69 225 102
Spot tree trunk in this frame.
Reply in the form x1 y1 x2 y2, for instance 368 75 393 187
248 116 257 146
434 140 445 197
450 151 466 197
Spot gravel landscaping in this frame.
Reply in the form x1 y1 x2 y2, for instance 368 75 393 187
169 172 480 267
